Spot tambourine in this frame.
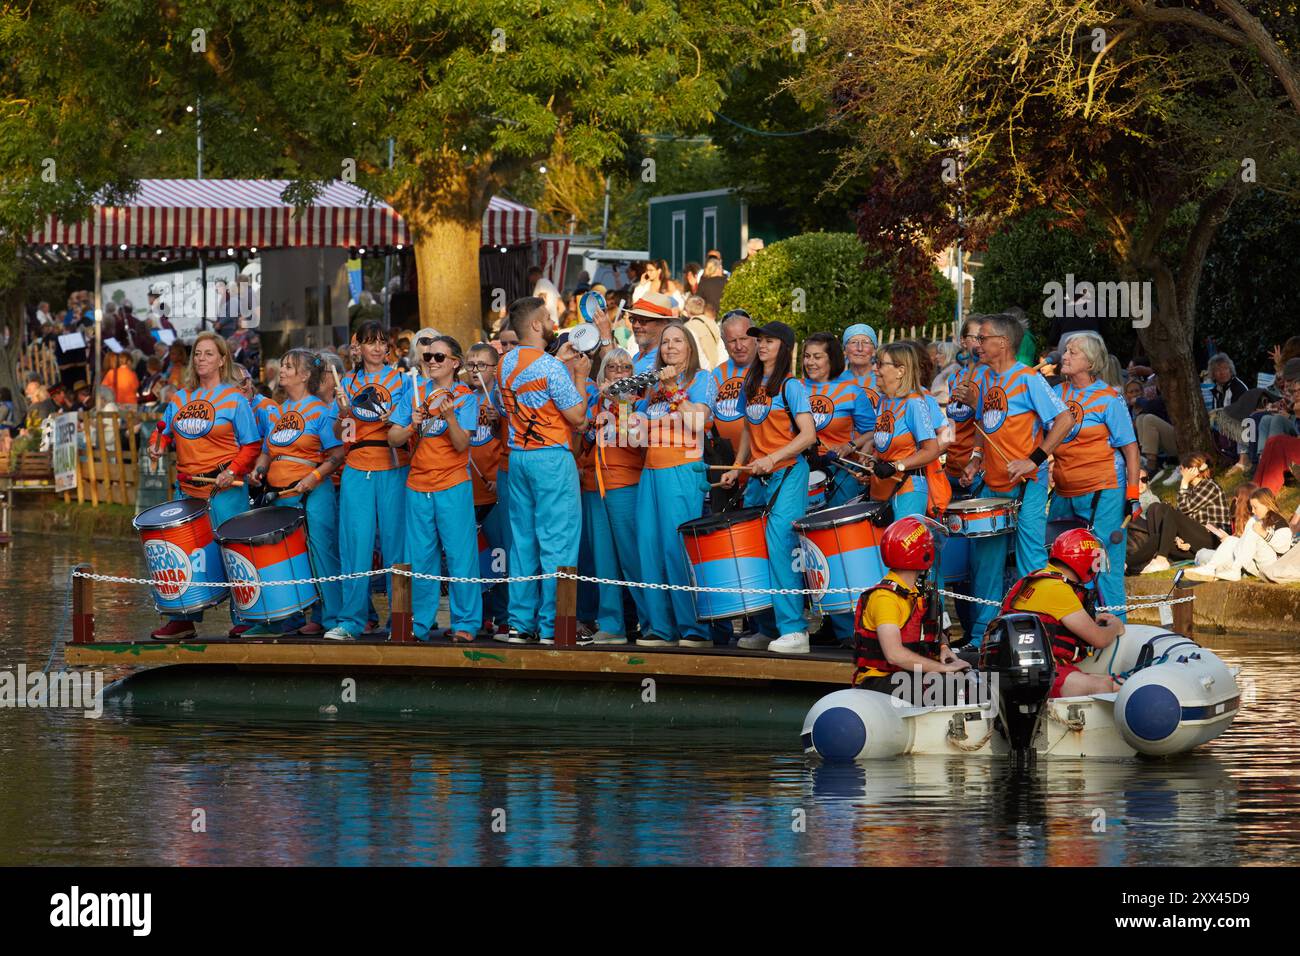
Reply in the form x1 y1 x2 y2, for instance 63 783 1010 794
578 291 606 323
419 387 453 416
568 322 603 357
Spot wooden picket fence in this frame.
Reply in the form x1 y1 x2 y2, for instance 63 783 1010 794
18 340 60 387
70 410 175 508
879 320 958 344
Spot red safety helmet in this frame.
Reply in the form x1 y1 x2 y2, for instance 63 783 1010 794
880 516 936 571
1050 527 1104 583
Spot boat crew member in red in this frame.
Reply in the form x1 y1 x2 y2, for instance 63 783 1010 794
329 320 410 641
852 516 969 703
958 313 1074 646
719 321 819 654
249 349 345 636
389 335 482 643
495 296 589 644
1049 332 1140 618
147 331 262 640
1001 528 1124 697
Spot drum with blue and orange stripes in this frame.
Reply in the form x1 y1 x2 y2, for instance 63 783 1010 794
161 383 260 499
974 363 1068 491
1052 379 1137 497
869 392 935 500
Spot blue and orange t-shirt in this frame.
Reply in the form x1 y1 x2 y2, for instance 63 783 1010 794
637 369 716 470
390 379 478 493
975 363 1068 491
495 346 584 451
744 375 811 472
710 358 750 447
340 364 410 471
805 378 872 454
842 369 880 433
871 393 935 499
162 383 260 499
265 396 342 489
591 391 646 491
249 393 278 443
1053 380 1137 497
944 363 989 477
468 389 504 506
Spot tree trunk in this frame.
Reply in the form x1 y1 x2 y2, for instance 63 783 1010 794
412 221 484 346
389 147 491 348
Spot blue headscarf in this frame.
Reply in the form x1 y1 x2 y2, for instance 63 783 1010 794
841 323 878 348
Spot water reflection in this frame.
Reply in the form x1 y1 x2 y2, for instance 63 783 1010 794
1 535 1298 866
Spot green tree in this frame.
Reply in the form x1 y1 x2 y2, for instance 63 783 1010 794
718 232 955 341
796 0 1300 453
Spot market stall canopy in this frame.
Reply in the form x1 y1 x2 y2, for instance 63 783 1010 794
24 179 537 258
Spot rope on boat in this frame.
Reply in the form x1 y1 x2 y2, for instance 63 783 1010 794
946 723 995 753
67 568 1197 614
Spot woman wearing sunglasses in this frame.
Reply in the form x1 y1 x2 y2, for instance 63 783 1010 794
388 335 481 643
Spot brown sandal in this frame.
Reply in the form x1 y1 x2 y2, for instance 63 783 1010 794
449 630 476 643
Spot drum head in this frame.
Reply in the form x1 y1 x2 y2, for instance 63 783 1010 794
678 506 768 536
215 506 306 546
808 470 827 485
949 496 1013 512
794 499 889 531
134 497 208 530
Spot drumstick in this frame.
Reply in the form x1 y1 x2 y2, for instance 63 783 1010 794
410 368 419 413
707 464 755 472
184 475 245 487
972 422 1016 467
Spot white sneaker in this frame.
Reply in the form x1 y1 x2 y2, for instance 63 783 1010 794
768 632 810 655
737 633 773 650
1216 566 1242 582
1159 468 1181 487
592 631 627 645
1140 556 1171 574
677 636 714 649
1181 566 1217 582
323 626 356 641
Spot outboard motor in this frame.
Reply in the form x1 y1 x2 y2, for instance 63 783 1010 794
979 613 1056 760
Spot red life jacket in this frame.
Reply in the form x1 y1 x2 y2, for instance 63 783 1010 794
852 579 942 684
1000 570 1092 664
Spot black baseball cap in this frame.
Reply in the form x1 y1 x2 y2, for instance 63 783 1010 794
747 320 795 347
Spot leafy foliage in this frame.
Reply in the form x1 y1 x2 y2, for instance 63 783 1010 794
718 232 956 341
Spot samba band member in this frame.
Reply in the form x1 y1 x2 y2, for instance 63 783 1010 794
957 313 1073 646
328 320 410 642
1048 332 1140 618
852 517 969 702
496 296 588 644
943 317 989 498
842 323 880 410
237 365 276 442
389 335 481 643
850 342 938 520
720 321 818 654
710 310 756 455
464 342 510 637
147 332 261 640
588 348 650 644
249 349 345 636
633 321 716 648
1001 528 1124 697
802 332 874 508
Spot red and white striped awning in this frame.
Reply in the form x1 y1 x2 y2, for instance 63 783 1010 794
25 180 537 254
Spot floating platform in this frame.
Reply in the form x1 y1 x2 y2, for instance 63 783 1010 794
67 637 854 728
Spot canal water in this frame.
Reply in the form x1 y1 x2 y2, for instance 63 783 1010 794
2 533 1298 866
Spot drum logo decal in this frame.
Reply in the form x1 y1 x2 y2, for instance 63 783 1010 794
1063 400 1085 442
798 538 832 601
269 410 306 446
222 550 262 611
174 400 217 439
350 383 392 422
873 408 896 452
981 385 1009 432
144 539 192 599
808 394 836 432
714 377 744 422
160 506 184 519
745 388 772 425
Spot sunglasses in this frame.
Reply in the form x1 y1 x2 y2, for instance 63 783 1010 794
430 353 452 363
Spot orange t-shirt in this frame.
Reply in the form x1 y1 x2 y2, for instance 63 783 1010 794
1052 379 1136 497
390 380 477 493
469 401 504 506
102 365 139 405
743 376 810 473
340 365 410 471
265 396 342 488
162 383 261 500
944 363 988 477
976 363 1068 492
639 369 715 470
710 358 749 448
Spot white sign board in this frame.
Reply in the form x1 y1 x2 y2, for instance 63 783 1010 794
103 261 253 342
58 332 86 352
53 412 80 493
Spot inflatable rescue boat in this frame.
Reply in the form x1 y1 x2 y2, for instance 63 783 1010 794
802 614 1242 761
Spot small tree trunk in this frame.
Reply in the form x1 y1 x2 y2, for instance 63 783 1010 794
1140 291 1214 458
412 221 484 346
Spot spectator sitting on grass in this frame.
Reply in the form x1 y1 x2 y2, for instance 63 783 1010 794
1126 451 1230 575
1187 486 1292 582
